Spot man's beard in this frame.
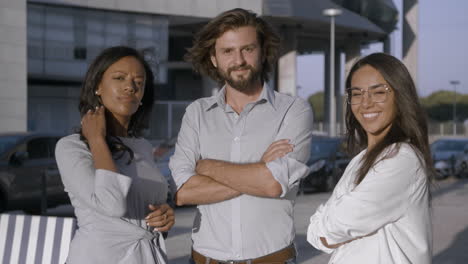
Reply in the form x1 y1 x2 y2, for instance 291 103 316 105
219 63 262 94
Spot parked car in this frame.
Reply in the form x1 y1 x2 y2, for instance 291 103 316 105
0 132 68 214
454 144 468 178
153 138 177 206
431 138 468 179
299 135 351 193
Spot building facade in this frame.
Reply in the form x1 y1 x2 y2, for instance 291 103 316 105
0 0 400 140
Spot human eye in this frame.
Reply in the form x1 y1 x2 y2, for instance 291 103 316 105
113 75 125 81
371 85 387 95
223 49 233 55
134 79 144 87
244 46 254 53
350 88 362 97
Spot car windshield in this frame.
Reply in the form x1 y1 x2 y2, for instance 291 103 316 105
431 140 468 152
0 135 23 154
311 139 340 158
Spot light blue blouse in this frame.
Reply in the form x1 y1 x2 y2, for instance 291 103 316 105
56 134 168 264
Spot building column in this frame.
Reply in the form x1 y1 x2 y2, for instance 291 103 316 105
403 0 418 85
277 25 298 96
344 41 361 77
323 48 342 134
342 42 361 134
0 0 27 132
383 36 392 54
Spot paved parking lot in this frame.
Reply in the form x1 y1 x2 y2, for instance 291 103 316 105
11 177 468 263
165 177 468 264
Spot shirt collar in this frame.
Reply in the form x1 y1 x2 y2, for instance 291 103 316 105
205 83 277 112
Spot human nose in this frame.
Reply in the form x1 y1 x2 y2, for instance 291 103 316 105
233 50 246 65
124 79 137 93
360 90 373 107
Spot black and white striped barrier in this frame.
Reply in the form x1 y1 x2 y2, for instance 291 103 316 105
0 214 76 264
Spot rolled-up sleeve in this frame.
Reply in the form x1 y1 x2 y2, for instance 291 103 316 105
307 204 335 254
266 98 313 197
55 136 132 217
169 102 201 190
309 147 418 245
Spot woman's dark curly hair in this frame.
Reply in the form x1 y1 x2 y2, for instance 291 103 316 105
184 8 280 84
345 53 435 186
78 46 155 163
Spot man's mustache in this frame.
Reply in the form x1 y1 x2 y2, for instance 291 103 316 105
227 64 253 74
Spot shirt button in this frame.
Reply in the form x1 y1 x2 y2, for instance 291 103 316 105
234 137 240 142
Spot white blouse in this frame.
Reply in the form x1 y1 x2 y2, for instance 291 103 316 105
307 143 432 264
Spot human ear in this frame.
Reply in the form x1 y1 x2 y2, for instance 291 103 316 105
210 54 217 68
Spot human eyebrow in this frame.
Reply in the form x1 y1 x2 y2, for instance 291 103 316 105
347 86 362 91
368 83 387 90
110 71 128 75
219 47 233 52
242 44 257 49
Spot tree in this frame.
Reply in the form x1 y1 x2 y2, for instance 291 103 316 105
420 90 468 122
308 92 324 122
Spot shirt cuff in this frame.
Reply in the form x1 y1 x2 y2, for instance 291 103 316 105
266 157 310 197
307 207 335 254
172 169 196 191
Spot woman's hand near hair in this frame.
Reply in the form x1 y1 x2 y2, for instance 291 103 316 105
82 106 107 143
81 106 118 173
145 203 175 232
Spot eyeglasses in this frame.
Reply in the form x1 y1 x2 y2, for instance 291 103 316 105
346 84 391 105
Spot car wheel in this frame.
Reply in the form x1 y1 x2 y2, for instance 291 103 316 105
323 175 334 192
325 168 344 192
460 162 468 178
0 198 5 213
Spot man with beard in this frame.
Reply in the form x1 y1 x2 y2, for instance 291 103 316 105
169 8 313 264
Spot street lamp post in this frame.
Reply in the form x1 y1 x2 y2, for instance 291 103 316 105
323 8 342 137
450 80 460 135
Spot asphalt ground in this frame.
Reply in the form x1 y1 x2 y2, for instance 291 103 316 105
164 177 468 264
10 177 468 263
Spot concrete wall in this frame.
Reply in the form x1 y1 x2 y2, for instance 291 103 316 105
0 0 27 132
403 0 418 86
29 0 263 18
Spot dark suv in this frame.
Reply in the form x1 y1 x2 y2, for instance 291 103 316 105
299 135 351 193
0 132 69 214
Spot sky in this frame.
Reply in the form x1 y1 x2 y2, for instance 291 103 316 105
296 0 468 99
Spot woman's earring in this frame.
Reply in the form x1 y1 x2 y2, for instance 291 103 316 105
139 102 143 106
95 91 99 95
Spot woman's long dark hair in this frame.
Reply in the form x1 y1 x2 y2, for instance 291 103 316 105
345 53 435 185
78 46 155 163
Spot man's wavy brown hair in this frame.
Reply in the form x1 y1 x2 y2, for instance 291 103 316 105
184 8 280 84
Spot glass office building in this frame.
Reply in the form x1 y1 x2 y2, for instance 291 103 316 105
26 3 169 136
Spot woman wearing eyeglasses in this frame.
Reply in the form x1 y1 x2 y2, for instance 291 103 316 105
307 53 434 264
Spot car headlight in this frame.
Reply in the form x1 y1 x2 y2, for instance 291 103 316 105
309 159 326 173
434 160 449 170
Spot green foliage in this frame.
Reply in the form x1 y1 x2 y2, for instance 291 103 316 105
308 92 324 122
420 90 468 122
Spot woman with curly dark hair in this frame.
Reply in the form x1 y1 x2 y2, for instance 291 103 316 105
307 53 434 264
55 46 173 263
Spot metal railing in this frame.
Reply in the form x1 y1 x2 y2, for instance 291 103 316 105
149 102 468 141
312 122 468 138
